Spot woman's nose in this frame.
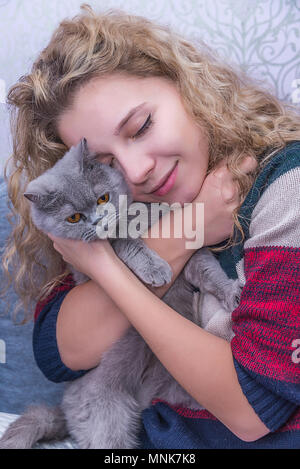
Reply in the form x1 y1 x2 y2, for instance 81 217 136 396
116 151 156 186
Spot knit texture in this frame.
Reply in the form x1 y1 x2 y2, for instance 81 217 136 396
33 275 87 382
33 142 300 448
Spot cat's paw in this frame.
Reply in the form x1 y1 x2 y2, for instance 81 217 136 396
184 247 215 291
137 256 173 287
220 279 243 311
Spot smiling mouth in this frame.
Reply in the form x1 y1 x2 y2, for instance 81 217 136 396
149 161 179 196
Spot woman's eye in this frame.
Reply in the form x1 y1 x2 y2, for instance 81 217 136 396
66 213 82 223
133 114 153 139
101 114 153 167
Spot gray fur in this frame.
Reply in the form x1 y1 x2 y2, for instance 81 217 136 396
0 139 242 449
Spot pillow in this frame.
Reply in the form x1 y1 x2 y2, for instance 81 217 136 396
0 178 65 414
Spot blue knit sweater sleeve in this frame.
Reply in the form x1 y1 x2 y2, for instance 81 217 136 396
33 284 90 383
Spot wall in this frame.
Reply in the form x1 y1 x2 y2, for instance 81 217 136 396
0 0 300 175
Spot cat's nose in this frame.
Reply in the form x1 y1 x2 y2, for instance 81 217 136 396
91 215 104 225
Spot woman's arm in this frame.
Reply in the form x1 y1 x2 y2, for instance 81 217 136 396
50 230 270 442
55 177 232 369
50 158 271 440
82 248 270 443
56 279 130 370
55 157 257 371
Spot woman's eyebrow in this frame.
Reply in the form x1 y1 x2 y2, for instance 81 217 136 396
113 102 148 136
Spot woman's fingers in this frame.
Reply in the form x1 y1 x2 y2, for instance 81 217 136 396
238 155 258 174
214 155 258 175
213 155 258 205
221 178 239 205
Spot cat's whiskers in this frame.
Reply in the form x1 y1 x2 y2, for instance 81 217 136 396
81 212 122 242
97 212 120 229
82 227 96 242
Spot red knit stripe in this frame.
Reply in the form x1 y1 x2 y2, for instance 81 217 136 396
34 274 75 322
152 399 300 431
151 398 217 420
231 246 300 383
279 407 300 432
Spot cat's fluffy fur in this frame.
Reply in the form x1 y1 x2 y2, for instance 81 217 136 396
0 139 241 449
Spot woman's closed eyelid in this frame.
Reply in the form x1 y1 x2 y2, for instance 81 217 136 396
96 113 153 167
133 113 152 138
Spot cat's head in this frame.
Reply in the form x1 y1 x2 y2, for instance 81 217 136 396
24 138 133 241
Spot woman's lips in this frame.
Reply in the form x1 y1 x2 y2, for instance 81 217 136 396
151 162 178 196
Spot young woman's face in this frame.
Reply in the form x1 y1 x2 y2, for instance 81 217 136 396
57 74 209 205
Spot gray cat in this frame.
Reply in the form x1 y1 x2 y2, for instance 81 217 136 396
0 139 242 449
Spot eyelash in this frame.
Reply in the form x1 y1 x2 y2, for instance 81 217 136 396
133 113 153 139
109 114 153 167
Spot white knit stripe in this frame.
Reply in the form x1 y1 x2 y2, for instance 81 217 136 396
235 257 246 286
244 166 300 249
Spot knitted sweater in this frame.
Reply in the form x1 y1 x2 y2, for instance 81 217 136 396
33 142 300 448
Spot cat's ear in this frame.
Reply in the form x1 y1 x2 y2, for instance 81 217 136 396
75 137 89 172
24 191 57 208
80 137 89 157
24 192 40 203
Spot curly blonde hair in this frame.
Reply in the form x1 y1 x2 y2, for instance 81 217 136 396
1 3 300 323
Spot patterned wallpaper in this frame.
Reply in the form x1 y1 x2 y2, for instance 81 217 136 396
0 0 300 173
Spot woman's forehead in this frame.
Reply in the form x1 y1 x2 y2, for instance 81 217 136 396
57 74 180 146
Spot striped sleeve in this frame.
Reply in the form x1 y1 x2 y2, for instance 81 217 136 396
33 274 90 383
231 165 300 431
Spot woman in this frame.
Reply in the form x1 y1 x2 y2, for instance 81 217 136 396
2 5 300 448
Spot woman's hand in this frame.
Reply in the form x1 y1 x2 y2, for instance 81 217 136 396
195 156 258 246
47 234 116 281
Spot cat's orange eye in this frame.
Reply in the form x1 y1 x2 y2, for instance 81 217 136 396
66 213 82 223
97 193 110 205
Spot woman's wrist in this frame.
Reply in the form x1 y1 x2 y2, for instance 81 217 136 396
141 208 197 297
144 208 197 260
86 247 269 442
87 241 120 284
